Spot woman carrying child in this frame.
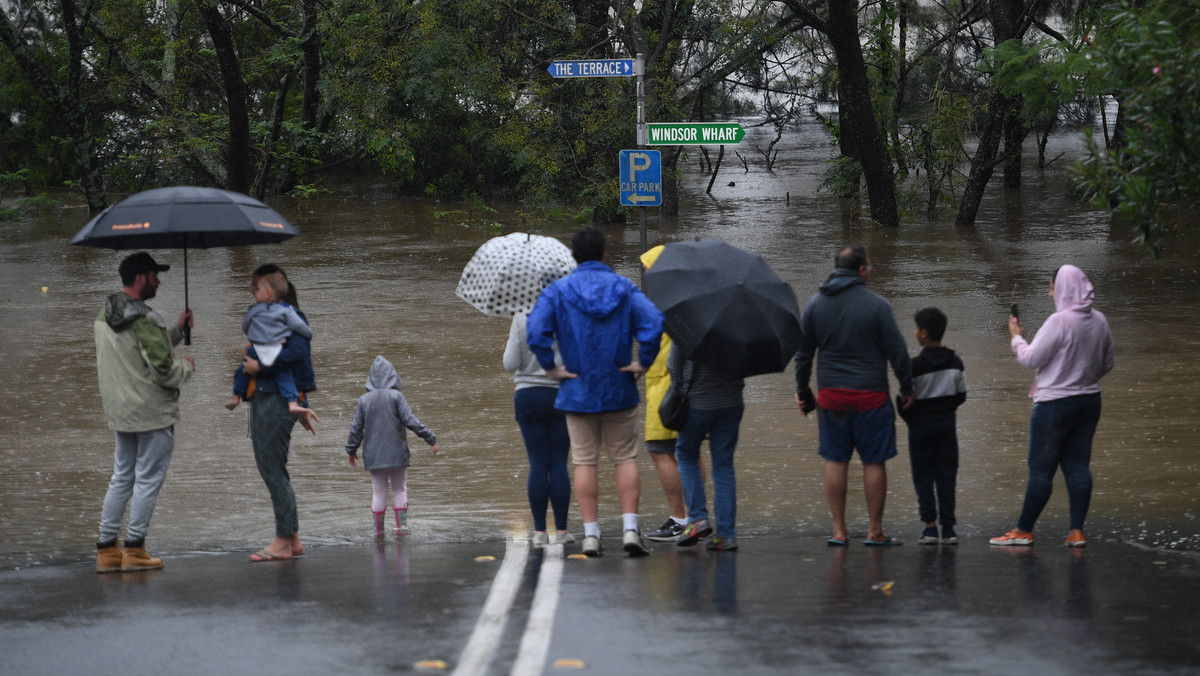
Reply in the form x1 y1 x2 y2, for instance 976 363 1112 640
237 265 318 562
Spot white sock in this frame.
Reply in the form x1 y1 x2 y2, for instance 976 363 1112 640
671 516 687 526
622 513 639 532
583 522 601 538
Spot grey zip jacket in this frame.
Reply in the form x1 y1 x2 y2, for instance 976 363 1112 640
345 356 437 470
794 269 913 396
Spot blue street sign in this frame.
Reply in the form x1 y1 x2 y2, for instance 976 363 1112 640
547 59 635 78
619 150 661 207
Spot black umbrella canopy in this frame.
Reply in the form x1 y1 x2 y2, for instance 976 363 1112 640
69 186 300 250
644 238 802 378
69 186 302 345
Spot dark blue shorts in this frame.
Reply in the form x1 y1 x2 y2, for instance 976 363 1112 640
817 398 897 464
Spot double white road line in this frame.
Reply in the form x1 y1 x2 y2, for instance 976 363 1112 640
452 539 566 676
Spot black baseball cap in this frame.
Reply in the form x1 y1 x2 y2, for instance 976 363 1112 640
119 252 170 278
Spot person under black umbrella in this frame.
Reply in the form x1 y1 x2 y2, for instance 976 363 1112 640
93 252 195 573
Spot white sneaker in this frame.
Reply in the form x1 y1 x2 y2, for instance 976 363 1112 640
581 535 603 557
551 531 575 545
623 530 650 557
530 532 549 547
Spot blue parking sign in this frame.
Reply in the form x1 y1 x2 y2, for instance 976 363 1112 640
619 150 662 207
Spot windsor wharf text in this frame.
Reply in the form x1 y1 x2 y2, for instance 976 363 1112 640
647 123 744 145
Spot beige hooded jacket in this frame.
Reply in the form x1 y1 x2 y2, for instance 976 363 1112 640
94 293 194 432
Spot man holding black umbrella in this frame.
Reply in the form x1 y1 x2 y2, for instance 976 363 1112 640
794 245 912 547
94 252 195 572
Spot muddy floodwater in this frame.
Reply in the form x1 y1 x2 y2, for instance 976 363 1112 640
2 122 1198 570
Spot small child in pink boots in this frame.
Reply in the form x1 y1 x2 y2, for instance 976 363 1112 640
344 356 439 537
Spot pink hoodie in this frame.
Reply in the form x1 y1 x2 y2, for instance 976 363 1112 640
1011 265 1115 402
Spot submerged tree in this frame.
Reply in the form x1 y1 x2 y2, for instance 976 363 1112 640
778 0 899 227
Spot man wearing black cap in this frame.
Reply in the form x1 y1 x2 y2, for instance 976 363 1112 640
94 252 195 573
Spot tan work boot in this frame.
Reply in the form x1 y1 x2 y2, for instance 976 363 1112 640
96 540 123 574
121 539 164 571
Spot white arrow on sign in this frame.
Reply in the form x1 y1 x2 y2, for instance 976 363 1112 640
625 194 658 204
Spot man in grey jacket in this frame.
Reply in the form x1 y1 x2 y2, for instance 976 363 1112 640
94 252 194 573
794 245 912 547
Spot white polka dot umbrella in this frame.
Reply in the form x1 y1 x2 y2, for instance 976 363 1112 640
455 232 576 317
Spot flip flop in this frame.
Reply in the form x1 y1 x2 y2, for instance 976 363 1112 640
248 549 291 562
827 537 849 547
863 537 903 547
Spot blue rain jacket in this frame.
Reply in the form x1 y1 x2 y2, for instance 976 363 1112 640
527 260 663 413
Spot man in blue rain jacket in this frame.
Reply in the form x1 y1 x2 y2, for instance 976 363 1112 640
527 227 663 557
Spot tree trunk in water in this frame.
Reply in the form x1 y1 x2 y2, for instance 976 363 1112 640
955 92 1006 227
956 0 1026 225
196 0 251 194
826 1 898 227
1002 106 1027 189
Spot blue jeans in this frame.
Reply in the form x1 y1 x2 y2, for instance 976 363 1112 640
515 387 571 531
675 404 744 539
1017 393 1101 532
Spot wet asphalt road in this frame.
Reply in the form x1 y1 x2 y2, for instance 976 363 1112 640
1 537 1198 675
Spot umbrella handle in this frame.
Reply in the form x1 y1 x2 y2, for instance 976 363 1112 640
183 244 191 345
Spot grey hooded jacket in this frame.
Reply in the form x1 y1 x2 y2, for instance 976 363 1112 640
345 356 437 470
793 269 913 396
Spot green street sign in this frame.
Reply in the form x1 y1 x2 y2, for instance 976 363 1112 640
645 122 744 145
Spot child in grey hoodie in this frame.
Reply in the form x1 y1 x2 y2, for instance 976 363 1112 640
345 356 439 537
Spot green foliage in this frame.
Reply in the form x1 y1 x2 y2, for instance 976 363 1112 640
984 38 1097 126
820 155 864 199
900 85 974 215
1073 0 1200 255
17 193 57 209
288 182 329 201
0 168 30 187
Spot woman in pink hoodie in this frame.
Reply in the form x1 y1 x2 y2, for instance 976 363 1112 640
990 265 1115 549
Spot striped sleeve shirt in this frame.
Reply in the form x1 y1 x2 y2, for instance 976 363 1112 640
900 346 966 423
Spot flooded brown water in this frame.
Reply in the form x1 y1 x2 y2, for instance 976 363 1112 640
2 123 1198 569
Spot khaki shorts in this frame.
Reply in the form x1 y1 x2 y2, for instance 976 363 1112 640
565 407 640 467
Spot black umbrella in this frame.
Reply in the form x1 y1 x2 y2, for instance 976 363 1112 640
643 238 802 378
69 186 302 344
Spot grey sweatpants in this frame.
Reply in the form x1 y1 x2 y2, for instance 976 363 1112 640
98 427 175 542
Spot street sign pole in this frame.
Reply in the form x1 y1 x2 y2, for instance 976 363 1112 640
636 53 648 255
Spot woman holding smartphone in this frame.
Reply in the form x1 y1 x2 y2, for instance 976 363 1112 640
991 265 1115 549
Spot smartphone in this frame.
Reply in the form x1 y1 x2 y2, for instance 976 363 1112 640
1010 303 1019 319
